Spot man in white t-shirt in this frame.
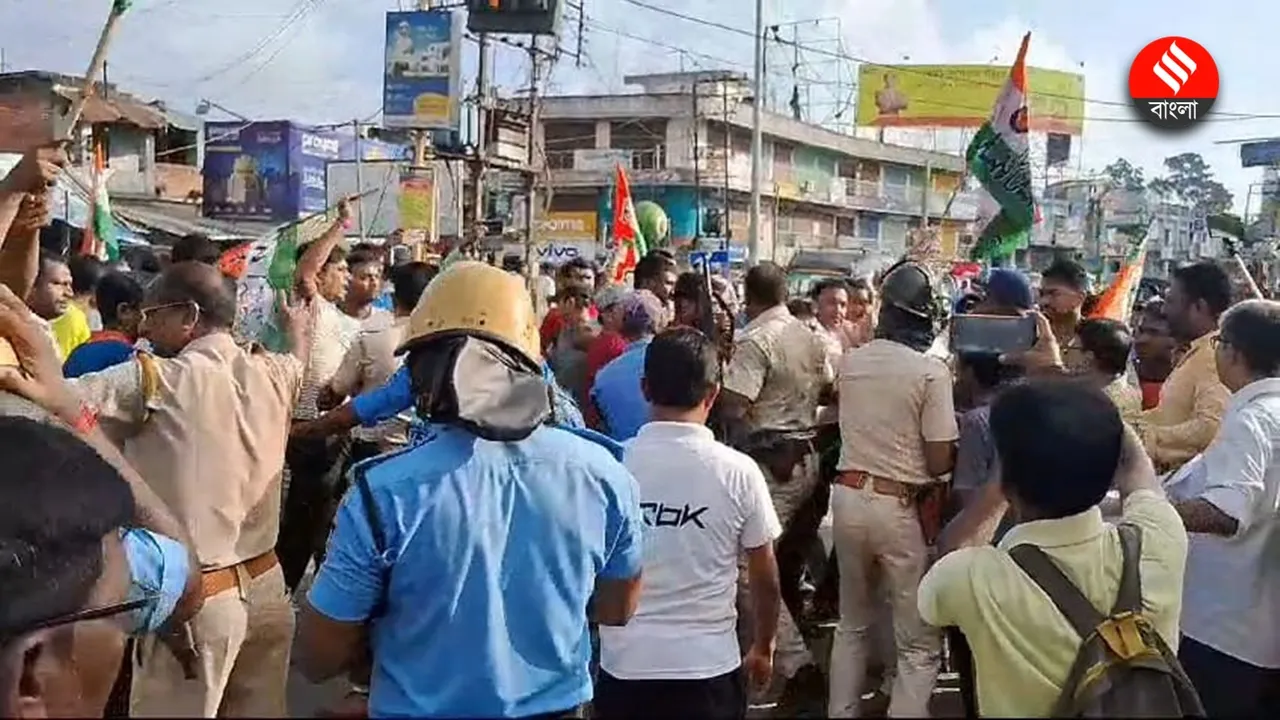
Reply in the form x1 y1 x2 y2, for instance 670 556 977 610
277 198 361 593
596 327 782 720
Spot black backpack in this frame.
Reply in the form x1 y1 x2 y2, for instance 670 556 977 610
1008 523 1205 718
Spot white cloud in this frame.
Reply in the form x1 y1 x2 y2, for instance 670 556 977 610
1 0 1255 212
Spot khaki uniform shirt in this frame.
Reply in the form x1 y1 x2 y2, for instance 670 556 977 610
836 338 959 485
723 305 832 432
1051 314 1089 374
330 315 410 447
1138 331 1229 472
74 333 303 571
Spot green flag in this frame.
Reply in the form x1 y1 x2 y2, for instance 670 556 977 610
112 0 132 14
967 33 1036 263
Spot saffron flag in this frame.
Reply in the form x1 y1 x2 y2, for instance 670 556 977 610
967 33 1037 263
609 164 647 283
1090 239 1147 324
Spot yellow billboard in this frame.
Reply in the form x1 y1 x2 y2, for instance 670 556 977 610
535 211 598 241
855 64 1085 135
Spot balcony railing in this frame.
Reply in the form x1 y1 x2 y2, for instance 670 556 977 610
543 147 667 173
545 146 980 220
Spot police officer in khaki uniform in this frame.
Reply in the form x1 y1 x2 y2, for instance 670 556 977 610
71 262 308 718
827 260 957 718
719 262 832 709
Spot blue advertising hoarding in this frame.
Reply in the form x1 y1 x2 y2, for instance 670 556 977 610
203 122 406 222
291 127 344 218
382 10 461 130
202 121 293 222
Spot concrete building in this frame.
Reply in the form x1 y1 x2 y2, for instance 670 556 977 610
0 71 203 203
1031 178 1219 279
531 71 980 267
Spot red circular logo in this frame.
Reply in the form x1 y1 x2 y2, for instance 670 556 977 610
1128 37 1218 129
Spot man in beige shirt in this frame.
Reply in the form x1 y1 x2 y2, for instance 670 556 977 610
1038 258 1090 373
1137 261 1233 473
829 260 957 718
720 262 832 711
72 262 308 717
325 261 437 462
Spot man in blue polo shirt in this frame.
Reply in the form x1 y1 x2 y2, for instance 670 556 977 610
296 261 644 719
589 289 667 441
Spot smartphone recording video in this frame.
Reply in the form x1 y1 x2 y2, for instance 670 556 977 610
951 314 1037 356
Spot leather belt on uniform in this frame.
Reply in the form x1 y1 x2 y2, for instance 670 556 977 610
200 550 279 599
837 470 925 505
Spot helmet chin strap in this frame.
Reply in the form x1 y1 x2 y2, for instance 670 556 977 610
408 336 551 442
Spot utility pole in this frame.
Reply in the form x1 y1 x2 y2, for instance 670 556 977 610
522 40 541 288
747 0 764 267
411 0 435 261
692 77 701 246
721 79 731 252
469 32 490 256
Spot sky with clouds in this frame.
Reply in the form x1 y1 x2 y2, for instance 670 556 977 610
3 0 1277 215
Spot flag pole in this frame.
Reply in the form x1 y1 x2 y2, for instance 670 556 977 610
64 2 130 137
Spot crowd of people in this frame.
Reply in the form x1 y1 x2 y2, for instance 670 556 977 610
1 141 1279 720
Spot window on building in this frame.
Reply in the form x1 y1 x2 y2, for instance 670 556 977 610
836 215 856 237
543 120 595 169
858 214 881 239
882 164 912 187
611 119 667 170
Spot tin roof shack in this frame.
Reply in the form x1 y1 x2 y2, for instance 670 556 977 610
0 71 201 202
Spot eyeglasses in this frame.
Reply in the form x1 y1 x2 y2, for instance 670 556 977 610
2 594 157 644
138 300 201 325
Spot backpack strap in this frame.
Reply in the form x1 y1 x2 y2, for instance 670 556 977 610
1009 543 1106 641
1111 523 1144 615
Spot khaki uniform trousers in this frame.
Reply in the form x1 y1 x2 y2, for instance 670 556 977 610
737 452 820 678
827 484 940 718
130 562 295 718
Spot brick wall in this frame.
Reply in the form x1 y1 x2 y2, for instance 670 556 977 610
0 90 53 152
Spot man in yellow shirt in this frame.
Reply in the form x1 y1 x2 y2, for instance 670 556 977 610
51 255 105 359
1137 262 1233 473
918 379 1188 717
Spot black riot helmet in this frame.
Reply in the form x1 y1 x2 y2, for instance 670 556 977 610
879 260 946 322
875 259 948 352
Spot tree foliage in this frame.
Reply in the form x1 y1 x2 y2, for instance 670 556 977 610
1101 158 1147 192
1147 152 1234 214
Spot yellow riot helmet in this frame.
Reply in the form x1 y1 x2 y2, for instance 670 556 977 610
396 260 542 364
